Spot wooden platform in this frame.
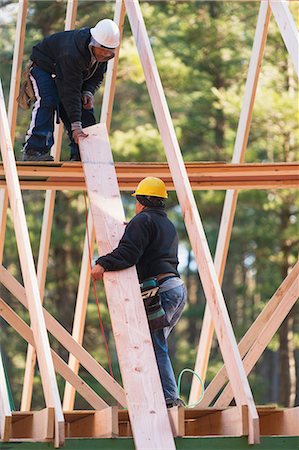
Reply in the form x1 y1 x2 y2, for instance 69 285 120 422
1 406 298 444
0 162 298 191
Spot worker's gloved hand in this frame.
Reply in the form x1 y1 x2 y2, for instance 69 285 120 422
91 263 105 282
71 122 88 144
82 92 94 110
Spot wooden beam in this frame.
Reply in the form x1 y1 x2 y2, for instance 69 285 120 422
201 261 299 407
215 271 299 407
190 0 271 403
79 123 175 450
64 409 118 438
0 0 28 265
0 350 12 441
0 80 64 448
100 0 126 130
0 265 127 408
10 408 54 440
63 0 126 412
0 162 297 191
0 297 109 411
270 0 299 79
21 0 78 412
125 0 259 443
259 407 299 436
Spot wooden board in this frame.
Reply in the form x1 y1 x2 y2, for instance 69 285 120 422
79 123 175 450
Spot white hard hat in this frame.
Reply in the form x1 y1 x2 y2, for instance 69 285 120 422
90 19 120 49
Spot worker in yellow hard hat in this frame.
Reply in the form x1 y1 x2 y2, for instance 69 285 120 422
91 177 187 408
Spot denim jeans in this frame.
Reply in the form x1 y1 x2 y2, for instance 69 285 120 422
24 66 95 159
151 284 187 401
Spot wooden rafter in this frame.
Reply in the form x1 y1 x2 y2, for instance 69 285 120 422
63 0 126 412
125 0 259 443
200 261 299 407
0 265 127 408
190 0 271 402
21 0 79 412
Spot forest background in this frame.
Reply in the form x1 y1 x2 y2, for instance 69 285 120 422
0 0 298 410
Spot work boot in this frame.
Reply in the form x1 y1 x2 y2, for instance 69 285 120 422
166 398 186 408
70 155 81 162
22 149 54 162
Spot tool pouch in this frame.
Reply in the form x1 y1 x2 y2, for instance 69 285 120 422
17 61 36 110
140 278 169 331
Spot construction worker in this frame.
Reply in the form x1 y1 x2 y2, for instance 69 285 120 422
21 19 120 161
91 177 187 408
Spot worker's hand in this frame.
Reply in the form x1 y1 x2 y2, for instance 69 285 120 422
82 93 94 110
91 264 105 282
72 127 88 144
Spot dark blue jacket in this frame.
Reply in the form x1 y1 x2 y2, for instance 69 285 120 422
31 28 107 123
96 208 180 282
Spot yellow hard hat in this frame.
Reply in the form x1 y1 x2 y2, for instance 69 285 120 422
132 177 168 199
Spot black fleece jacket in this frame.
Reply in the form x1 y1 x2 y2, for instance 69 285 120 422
31 28 107 123
96 208 180 282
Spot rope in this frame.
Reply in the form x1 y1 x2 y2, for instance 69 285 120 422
83 192 114 378
177 368 205 408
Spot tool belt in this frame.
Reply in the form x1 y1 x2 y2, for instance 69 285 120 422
17 61 36 110
140 278 169 331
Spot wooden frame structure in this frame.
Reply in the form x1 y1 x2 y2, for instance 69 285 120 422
0 0 298 448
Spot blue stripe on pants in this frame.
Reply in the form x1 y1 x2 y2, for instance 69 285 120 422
24 66 96 159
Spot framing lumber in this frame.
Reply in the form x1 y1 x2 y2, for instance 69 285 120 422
0 162 297 191
21 0 79 412
79 123 175 450
0 80 65 448
215 271 299 407
125 0 259 443
0 297 108 411
0 265 127 408
63 0 126 411
0 350 12 441
270 0 299 78
190 0 271 403
201 261 299 407
0 0 28 264
64 409 118 438
10 408 54 440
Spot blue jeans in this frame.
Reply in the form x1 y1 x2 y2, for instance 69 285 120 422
151 284 187 400
24 66 95 159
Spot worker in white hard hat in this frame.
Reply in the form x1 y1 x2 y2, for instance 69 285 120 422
20 19 120 161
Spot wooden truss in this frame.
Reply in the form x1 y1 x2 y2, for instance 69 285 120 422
0 0 298 448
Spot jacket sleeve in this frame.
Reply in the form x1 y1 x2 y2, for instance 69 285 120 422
55 56 84 123
96 213 152 271
82 62 107 95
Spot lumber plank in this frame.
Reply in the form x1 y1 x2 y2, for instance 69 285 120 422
190 0 271 403
0 297 109 411
270 0 299 78
125 0 259 443
215 272 299 407
79 123 175 450
0 265 126 407
21 0 79 413
0 80 65 448
64 408 118 438
201 262 299 407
